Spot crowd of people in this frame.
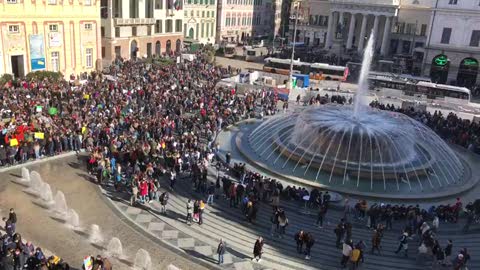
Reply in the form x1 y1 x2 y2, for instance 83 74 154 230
1 47 479 270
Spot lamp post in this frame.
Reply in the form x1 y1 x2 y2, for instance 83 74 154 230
288 1 300 90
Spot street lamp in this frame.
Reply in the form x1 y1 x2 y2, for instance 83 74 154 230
288 0 301 90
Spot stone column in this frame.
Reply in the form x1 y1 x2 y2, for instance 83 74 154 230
337 11 344 39
122 0 130 18
346 13 356 50
372 15 379 46
139 0 145 18
357 14 367 52
380 16 391 56
324 11 334 49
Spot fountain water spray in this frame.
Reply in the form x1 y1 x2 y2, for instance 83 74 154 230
88 224 104 244
29 171 44 194
133 249 152 270
53 191 69 216
66 208 80 229
353 31 375 118
21 167 30 183
106 237 123 258
40 183 54 204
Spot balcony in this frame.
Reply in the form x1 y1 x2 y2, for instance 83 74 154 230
114 18 156 26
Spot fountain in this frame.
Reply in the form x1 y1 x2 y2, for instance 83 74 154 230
53 191 69 216
225 32 478 200
66 209 80 229
39 183 54 204
353 32 375 117
21 167 31 182
106 237 123 258
133 249 152 270
29 171 44 194
88 224 104 244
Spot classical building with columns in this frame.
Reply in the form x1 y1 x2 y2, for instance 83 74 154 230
291 0 480 79
101 0 184 65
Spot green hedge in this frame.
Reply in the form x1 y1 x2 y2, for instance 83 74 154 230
26 71 63 81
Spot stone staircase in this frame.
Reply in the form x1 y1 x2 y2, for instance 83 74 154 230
104 172 480 270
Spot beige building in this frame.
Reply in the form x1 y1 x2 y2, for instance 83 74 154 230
0 0 101 78
101 0 184 65
183 0 217 44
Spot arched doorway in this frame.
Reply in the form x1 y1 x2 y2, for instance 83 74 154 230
430 54 449 84
130 40 138 60
457 57 479 88
189 28 194 39
166 40 172 54
155 41 161 57
176 39 181 53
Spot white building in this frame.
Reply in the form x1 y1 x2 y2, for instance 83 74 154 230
101 0 184 65
216 0 278 43
423 0 480 86
183 0 217 44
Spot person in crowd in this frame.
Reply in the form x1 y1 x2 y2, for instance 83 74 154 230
253 237 264 262
217 239 226 265
294 230 305 254
395 230 409 257
341 240 353 268
334 219 346 248
371 229 382 255
186 199 193 225
159 192 169 215
316 203 327 228
303 232 315 260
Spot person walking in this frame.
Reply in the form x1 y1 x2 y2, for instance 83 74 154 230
371 229 382 255
253 237 264 262
207 183 215 204
304 232 315 260
443 240 453 266
217 239 226 265
130 180 138 206
394 230 409 257
334 219 346 248
170 170 177 190
199 200 205 225
8 208 16 233
294 230 305 254
159 192 169 215
316 203 326 228
341 240 353 268
186 199 193 225
277 210 288 239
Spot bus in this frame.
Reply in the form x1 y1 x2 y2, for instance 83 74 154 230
263 57 309 75
368 73 471 104
224 44 236 58
409 81 471 104
310 63 348 81
245 47 268 62
263 57 347 81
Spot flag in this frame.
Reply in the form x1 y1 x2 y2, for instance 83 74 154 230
48 107 58 115
10 138 18 147
34 132 45 140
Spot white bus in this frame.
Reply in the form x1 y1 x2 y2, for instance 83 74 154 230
224 44 236 58
263 57 347 81
245 47 268 62
310 63 348 81
411 81 471 104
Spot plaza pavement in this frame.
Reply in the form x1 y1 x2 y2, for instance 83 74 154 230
0 155 209 270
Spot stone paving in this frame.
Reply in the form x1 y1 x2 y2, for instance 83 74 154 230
0 156 208 270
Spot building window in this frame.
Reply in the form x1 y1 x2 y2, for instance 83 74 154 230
166 19 173 32
85 23 93 30
202 11 205 18
175 19 182 32
420 24 427 36
115 27 120 37
114 46 121 58
440 27 452 44
470 30 480 47
155 0 163 9
201 22 204 38
132 26 137 36
86 48 93 68
155 20 162 33
210 0 214 4
51 51 60 72
48 0 57 4
6 0 18 3
102 47 106 58
448 0 457 4
85 0 92 5
101 26 105 37
8 25 19 34
49 24 58 32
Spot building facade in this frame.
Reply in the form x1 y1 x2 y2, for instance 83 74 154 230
183 0 216 44
216 0 277 43
423 0 480 87
101 0 184 65
0 0 101 78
